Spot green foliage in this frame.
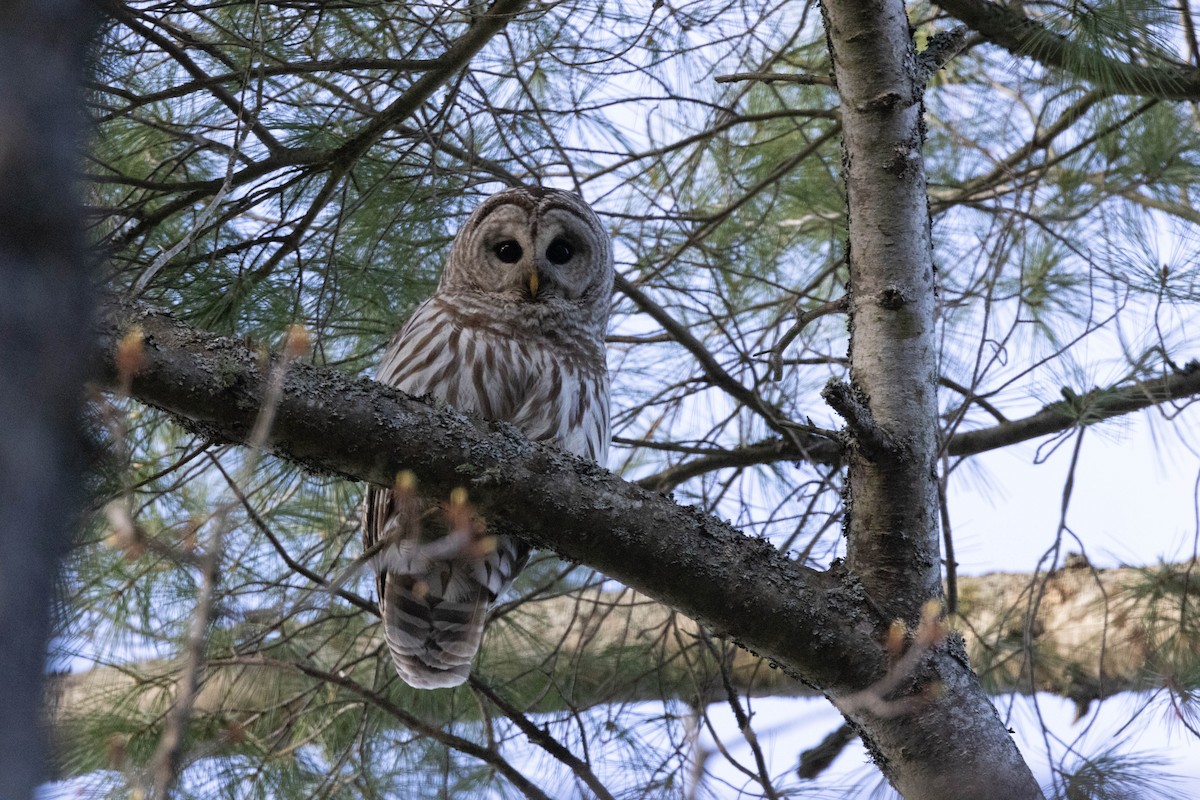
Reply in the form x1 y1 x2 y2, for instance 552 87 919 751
58 0 1200 796
1055 747 1187 800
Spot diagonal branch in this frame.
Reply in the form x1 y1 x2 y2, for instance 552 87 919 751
947 365 1200 455
633 363 1200 487
936 0 1200 100
243 0 530 284
92 300 884 694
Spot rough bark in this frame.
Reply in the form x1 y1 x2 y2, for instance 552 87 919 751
84 299 1196 795
0 1 96 796
820 0 1043 796
91 301 886 695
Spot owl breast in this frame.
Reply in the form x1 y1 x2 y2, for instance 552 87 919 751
377 296 609 464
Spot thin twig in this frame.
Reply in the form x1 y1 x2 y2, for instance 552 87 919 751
272 658 553 800
207 456 377 615
147 326 306 797
715 71 833 86
700 633 781 800
468 676 618 800
767 294 848 380
937 454 958 616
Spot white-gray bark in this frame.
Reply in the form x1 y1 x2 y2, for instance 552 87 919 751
820 0 1042 795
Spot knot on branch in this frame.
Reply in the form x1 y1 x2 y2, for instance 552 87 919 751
878 287 907 310
821 379 894 459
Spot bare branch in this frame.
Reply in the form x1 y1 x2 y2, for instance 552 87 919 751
715 72 833 86
822 379 893 459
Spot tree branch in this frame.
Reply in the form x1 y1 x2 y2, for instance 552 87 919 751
91 300 884 694
632 363 1200 488
50 561 1195 776
936 0 1200 100
948 364 1200 456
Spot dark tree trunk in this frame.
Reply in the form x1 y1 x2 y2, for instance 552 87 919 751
0 2 96 795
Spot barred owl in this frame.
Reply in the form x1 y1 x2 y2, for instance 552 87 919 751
363 186 613 689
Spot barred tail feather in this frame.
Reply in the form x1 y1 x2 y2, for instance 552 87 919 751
380 573 489 689
376 535 529 689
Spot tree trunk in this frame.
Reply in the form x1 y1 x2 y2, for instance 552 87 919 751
0 1 96 795
819 0 1043 796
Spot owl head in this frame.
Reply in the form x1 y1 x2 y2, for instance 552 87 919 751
441 186 614 331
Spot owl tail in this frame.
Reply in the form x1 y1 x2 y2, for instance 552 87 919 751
376 535 529 690
380 570 489 689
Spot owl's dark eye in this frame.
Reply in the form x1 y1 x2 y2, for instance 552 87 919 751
546 237 574 265
493 240 523 263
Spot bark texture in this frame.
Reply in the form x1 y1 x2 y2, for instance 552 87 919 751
820 0 1043 796
0 2 96 795
92 301 886 694
86 300 1192 795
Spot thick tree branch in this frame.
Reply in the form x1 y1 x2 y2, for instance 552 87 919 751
92 300 884 694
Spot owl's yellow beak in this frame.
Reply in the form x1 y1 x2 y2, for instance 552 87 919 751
528 270 539 298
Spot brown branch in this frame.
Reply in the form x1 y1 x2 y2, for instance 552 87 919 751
947 363 1200 456
635 437 842 493
634 363 1200 487
329 0 530 168
100 1 284 154
715 72 833 86
767 294 848 380
916 26 973 81
469 677 617 800
283 659 554 800
796 722 857 779
90 57 446 120
243 0 530 284
822 380 893 459
614 274 840 458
